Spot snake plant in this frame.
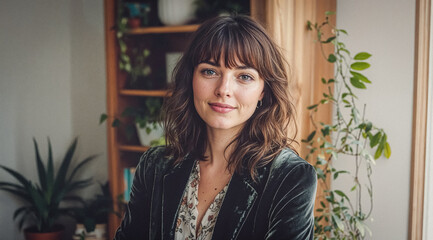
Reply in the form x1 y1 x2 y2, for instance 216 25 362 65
0 137 97 233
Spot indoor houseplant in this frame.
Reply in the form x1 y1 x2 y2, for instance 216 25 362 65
100 97 165 146
0 137 97 240
304 12 391 239
71 182 119 240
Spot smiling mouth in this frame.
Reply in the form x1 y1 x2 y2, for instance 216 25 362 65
208 103 235 113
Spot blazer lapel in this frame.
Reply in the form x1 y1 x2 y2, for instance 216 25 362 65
161 155 195 239
212 173 258 240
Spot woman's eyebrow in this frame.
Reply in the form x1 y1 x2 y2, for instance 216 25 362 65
200 61 219 67
199 61 256 71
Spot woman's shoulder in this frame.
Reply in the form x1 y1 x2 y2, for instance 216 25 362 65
137 146 174 172
269 147 317 181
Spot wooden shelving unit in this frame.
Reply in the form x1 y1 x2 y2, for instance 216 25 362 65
119 89 169 97
103 0 203 237
125 24 199 35
104 0 262 237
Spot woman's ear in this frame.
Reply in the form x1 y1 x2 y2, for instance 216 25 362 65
259 91 264 101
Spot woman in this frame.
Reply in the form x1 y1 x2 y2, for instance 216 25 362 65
114 15 317 240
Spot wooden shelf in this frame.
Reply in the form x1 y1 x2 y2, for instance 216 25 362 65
119 89 169 97
118 145 149 153
125 24 199 35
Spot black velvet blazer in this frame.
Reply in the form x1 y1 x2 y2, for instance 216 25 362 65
114 146 317 240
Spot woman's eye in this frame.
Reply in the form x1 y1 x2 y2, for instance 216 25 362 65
239 74 254 81
201 69 216 76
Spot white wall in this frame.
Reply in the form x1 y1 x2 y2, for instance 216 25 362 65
0 1 106 239
335 0 415 239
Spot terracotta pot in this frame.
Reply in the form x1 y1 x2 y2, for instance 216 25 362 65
24 225 64 240
127 18 141 28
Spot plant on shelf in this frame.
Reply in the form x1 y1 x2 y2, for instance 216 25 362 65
117 16 152 88
70 182 120 240
0 137 97 240
100 97 165 146
304 12 391 239
194 0 250 21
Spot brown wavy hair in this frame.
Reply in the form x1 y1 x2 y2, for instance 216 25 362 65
163 15 297 180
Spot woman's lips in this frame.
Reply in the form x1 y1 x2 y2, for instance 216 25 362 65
209 102 235 113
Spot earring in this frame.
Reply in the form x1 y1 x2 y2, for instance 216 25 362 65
256 100 263 109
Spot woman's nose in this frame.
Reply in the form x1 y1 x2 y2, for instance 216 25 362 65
214 74 232 97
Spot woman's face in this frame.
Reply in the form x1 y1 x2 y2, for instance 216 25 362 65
192 58 264 133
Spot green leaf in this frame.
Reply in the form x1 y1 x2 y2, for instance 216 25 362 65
365 122 373 132
306 21 312 31
13 206 29 220
325 11 335 15
33 138 47 191
355 219 366 237
99 114 108 124
351 62 370 71
307 104 318 110
354 52 372 60
112 119 121 127
0 165 30 188
67 154 98 183
374 144 383 159
321 78 326 84
323 36 336 43
307 131 316 142
350 71 371 83
328 54 337 63
320 201 326 208
384 142 391 158
350 77 366 89
339 29 348 35
332 214 345 231
370 132 382 147
53 138 78 196
143 49 150 57
46 138 54 192
119 41 127 53
334 190 348 199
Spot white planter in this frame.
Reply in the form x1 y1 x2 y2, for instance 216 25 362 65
73 223 107 240
136 122 164 146
158 0 196 26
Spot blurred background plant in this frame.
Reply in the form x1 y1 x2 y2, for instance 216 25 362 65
0 138 97 233
100 97 164 146
70 182 120 240
304 12 391 240
194 0 249 21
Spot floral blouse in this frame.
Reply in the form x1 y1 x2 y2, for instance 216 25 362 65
174 160 229 240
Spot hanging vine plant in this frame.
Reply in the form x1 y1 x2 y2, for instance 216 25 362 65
304 12 391 239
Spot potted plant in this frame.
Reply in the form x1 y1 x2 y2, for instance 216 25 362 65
100 97 165 146
0 137 97 240
71 182 119 240
304 13 391 239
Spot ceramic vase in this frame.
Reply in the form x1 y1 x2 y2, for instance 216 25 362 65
158 0 196 25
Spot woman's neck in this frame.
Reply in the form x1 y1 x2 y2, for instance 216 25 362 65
203 126 239 171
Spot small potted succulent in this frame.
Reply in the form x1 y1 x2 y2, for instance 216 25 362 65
0 137 97 240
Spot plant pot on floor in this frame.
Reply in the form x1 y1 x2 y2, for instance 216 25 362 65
136 122 163 146
24 225 64 240
73 223 107 240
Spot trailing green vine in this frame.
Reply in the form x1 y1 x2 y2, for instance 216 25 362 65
304 12 391 239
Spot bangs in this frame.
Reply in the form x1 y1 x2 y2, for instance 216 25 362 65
190 23 264 72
